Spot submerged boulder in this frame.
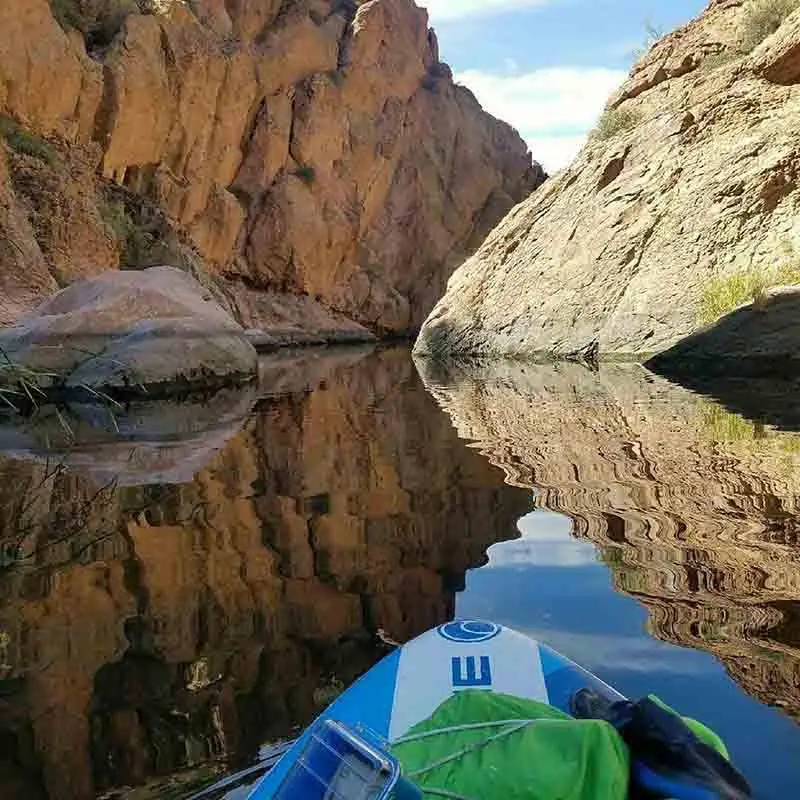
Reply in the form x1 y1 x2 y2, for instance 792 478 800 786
0 266 257 395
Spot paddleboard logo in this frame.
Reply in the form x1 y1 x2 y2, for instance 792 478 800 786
437 620 501 643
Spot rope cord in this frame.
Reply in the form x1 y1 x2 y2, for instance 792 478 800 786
405 720 533 779
422 789 475 799
392 718 540 746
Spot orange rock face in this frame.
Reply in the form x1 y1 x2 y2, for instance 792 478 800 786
0 349 528 798
0 0 542 334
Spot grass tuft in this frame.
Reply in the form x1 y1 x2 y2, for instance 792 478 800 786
593 106 641 141
0 116 56 165
698 251 800 325
740 0 800 53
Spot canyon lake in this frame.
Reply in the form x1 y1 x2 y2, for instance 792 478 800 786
0 347 799 799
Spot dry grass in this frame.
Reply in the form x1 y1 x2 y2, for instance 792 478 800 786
700 50 741 71
698 255 800 325
740 0 800 53
701 402 762 443
593 106 641 141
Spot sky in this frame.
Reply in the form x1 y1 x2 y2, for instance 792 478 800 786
422 0 709 172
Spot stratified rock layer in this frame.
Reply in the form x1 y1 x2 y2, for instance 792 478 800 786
417 358 800 720
0 0 541 335
415 1 800 358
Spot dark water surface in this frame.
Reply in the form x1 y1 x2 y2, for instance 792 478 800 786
0 348 799 798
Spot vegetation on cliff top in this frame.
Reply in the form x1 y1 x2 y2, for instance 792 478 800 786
593 106 641 141
741 0 800 52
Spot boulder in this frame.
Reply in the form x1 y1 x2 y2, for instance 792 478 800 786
414 1 800 360
0 266 257 394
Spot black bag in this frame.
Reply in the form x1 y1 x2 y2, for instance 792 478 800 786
570 689 751 800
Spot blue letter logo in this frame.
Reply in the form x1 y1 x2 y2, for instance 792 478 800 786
451 656 492 688
438 620 501 644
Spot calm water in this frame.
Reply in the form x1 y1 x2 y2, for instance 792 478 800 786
0 347 799 798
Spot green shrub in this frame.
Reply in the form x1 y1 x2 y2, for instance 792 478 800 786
49 0 88 33
0 116 56 165
100 198 132 240
593 106 641 141
293 164 316 186
100 197 180 269
740 0 800 53
49 0 140 49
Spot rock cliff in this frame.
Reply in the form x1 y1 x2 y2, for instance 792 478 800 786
415 0 800 359
0 349 528 799
0 0 541 337
417 358 800 720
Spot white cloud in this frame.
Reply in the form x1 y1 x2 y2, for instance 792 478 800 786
519 629 712 675
455 66 627 172
487 510 598 568
422 0 550 22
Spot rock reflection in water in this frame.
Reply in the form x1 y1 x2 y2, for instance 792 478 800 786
417 359 800 720
0 348 529 800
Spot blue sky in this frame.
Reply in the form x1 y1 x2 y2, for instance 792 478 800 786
423 0 708 171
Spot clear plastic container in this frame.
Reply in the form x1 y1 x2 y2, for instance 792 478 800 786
275 719 421 800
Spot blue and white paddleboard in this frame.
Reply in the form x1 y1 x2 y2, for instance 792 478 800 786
250 620 624 798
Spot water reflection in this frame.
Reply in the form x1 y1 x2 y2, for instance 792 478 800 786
0 348 529 799
420 358 800 797
4 349 800 799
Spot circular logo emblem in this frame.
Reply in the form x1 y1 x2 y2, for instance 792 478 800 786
437 620 502 643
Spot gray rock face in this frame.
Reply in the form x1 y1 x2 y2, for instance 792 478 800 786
415 3 800 360
0 266 257 394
